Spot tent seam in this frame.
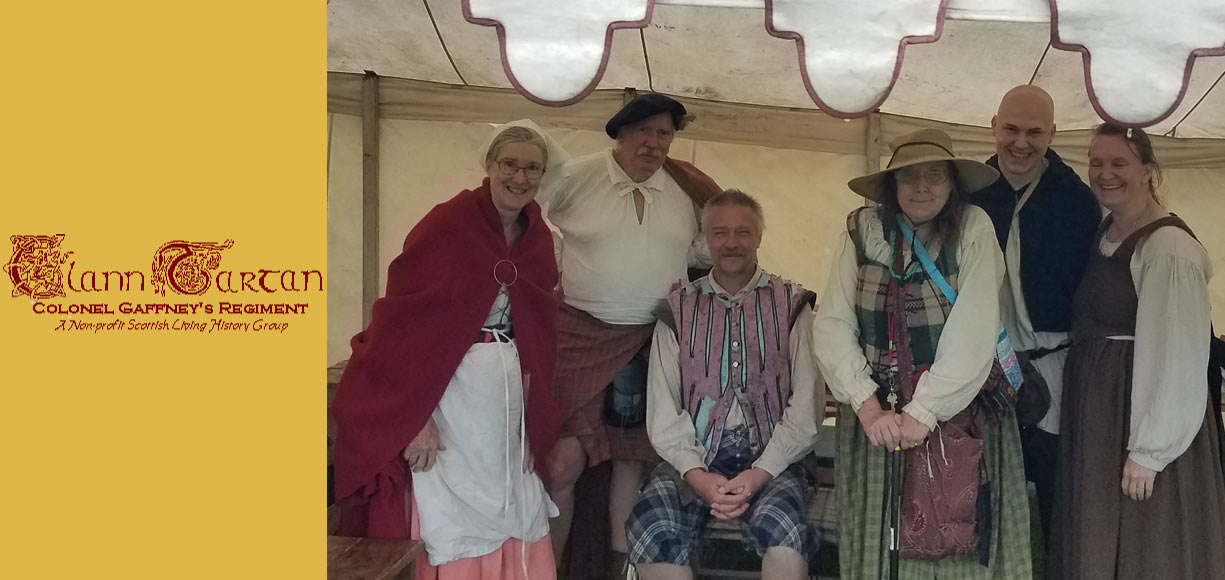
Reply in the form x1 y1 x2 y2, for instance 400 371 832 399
1027 43 1050 86
641 28 655 91
423 0 468 85
1168 70 1225 137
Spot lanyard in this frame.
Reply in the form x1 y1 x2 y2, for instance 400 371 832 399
897 215 957 304
884 228 919 410
896 216 1024 391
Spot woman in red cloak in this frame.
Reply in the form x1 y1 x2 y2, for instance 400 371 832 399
331 120 567 579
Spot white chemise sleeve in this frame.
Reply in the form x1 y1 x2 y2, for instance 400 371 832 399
1127 226 1213 472
904 207 1006 429
812 225 879 412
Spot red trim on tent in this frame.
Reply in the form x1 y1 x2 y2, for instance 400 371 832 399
763 0 951 119
462 0 658 107
1047 0 1225 128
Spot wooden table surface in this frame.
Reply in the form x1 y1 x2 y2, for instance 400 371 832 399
327 535 422 580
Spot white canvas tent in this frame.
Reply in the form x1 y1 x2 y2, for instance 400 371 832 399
326 0 1225 365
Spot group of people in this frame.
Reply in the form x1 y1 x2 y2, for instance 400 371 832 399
329 86 1225 580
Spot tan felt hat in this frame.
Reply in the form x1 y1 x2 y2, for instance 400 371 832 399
848 128 999 202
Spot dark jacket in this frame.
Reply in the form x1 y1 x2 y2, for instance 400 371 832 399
972 149 1100 333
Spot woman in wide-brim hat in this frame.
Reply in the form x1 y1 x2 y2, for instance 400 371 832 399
813 128 1034 578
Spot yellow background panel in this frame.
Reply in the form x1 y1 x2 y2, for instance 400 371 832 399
1 3 322 579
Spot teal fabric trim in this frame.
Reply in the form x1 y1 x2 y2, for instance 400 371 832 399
897 215 957 302
694 396 717 451
720 309 731 394
755 292 766 370
705 295 714 376
688 286 699 358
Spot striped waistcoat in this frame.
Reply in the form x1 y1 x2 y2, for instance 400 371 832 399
666 272 812 463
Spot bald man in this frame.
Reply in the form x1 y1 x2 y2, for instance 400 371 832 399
972 85 1100 543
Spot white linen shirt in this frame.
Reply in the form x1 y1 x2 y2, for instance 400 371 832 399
998 165 1084 434
539 148 707 325
1000 166 1072 354
1100 224 1213 472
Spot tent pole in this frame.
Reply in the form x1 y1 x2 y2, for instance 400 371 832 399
865 111 881 174
865 112 881 207
361 71 380 328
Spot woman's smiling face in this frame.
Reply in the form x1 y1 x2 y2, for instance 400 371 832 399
486 141 546 215
1088 134 1151 210
894 161 952 224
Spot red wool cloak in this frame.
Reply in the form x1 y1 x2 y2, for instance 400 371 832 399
330 180 562 538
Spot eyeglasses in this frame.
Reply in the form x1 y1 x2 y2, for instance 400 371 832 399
496 159 544 179
895 166 949 185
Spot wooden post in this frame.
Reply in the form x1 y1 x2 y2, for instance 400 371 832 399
865 111 881 174
864 112 882 207
326 112 334 185
361 71 380 328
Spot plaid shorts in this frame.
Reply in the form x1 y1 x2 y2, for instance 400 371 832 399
626 427 817 566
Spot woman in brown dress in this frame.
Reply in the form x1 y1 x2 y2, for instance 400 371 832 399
1052 124 1225 579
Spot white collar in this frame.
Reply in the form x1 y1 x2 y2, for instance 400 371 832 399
603 148 667 203
706 265 768 301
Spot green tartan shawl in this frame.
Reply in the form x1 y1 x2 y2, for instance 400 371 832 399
846 207 958 380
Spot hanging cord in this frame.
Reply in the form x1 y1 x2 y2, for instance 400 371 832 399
923 424 951 479
480 326 516 514
925 438 934 479
485 274 533 579
938 426 949 467
520 373 530 580
481 325 533 580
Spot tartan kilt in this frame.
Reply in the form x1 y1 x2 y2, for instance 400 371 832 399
627 461 816 566
834 404 1033 580
553 301 658 465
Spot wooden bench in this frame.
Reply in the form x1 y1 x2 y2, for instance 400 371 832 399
328 535 423 580
686 423 840 580
328 501 424 580
328 362 423 580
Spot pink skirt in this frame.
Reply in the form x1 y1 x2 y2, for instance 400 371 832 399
410 493 556 580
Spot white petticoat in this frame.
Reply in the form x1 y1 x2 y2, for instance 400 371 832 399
411 336 558 565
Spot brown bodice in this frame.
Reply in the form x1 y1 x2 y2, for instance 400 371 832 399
1070 214 1193 342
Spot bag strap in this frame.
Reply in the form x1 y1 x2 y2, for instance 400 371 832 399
897 215 1023 393
888 234 921 405
897 215 957 303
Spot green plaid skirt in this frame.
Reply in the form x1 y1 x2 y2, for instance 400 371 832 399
835 404 1033 580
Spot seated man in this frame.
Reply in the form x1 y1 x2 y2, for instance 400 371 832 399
626 189 823 580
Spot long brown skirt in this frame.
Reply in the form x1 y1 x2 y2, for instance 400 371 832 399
1052 337 1225 580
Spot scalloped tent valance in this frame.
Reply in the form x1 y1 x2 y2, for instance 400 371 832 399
328 0 1225 134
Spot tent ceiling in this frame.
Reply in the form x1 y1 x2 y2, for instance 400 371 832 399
327 0 1225 138
327 0 462 85
645 4 814 107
